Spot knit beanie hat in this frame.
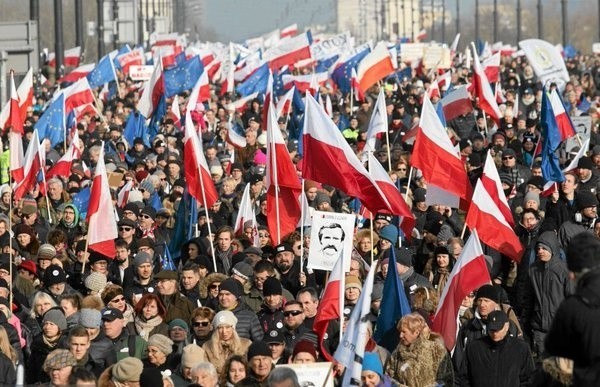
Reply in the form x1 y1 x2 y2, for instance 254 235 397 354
378 224 398 244
112 357 144 383
292 340 317 360
475 284 501 304
523 191 540 208
168 319 189 331
262 277 283 296
212 310 238 328
247 341 271 359
181 344 206 368
219 278 243 299
139 180 156 195
345 275 362 291
147 334 173 355
80 308 102 328
37 244 57 261
133 252 153 268
101 285 124 305
42 308 67 331
232 262 253 281
84 272 108 293
362 352 383 377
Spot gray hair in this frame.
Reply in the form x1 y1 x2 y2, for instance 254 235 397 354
190 361 218 379
267 367 300 387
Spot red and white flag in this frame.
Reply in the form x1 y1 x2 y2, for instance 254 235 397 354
264 31 312 70
465 178 524 262
86 145 118 257
357 42 395 93
183 111 218 207
233 183 259 246
13 130 43 201
482 52 501 83
266 101 302 244
471 44 502 124
368 152 415 238
549 89 576 140
363 88 388 153
441 86 473 122
282 72 328 94
437 70 452 91
8 72 24 182
481 151 515 227
416 29 428 42
313 252 345 361
62 77 95 113
280 23 298 39
17 68 34 120
117 48 144 74
59 63 95 84
116 180 135 208
225 92 259 113
412 95 470 201
48 46 81 67
351 67 364 101
276 86 295 117
137 61 164 119
449 33 461 54
302 94 398 215
427 81 441 100
432 229 491 351
46 131 81 179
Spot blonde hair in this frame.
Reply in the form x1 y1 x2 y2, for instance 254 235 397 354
30 292 58 318
0 326 17 366
397 312 428 336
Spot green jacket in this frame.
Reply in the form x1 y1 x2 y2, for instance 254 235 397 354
111 332 148 361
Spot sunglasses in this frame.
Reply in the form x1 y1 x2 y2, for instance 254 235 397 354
397 168 407 172
111 297 125 303
119 227 133 232
283 310 303 317
140 214 152 219
502 156 514 160
209 284 220 290
193 321 210 327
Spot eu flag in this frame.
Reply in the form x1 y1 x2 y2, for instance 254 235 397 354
35 94 65 147
374 246 412 351
161 243 177 271
72 187 91 220
124 111 150 148
331 47 370 94
163 56 204 98
541 88 565 183
236 62 270 97
87 54 118 88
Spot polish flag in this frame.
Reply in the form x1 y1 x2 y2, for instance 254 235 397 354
13 130 43 201
187 70 211 110
116 180 134 208
8 73 24 182
151 32 181 47
137 61 164 119
183 111 218 207
86 145 118 257
266 101 302 244
368 152 415 238
62 77 95 113
72 103 102 121
363 88 388 153
357 42 396 93
170 96 181 126
48 46 81 67
225 92 258 113
282 72 328 94
441 86 473 121
412 95 471 201
427 81 441 100
46 136 79 180
437 70 452 91
265 31 312 70
17 68 34 120
465 178 524 262
416 29 428 42
117 48 144 74
481 151 515 227
351 67 364 101
313 252 345 361
471 43 502 124
234 183 260 246
234 56 265 82
449 33 461 55
59 63 95 83
276 86 295 117
155 46 179 69
482 52 501 83
280 23 298 39
432 229 491 351
219 44 235 96
548 89 576 140
302 94 398 215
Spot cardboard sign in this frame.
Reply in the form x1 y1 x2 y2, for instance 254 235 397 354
129 65 154 81
276 363 333 387
308 211 355 272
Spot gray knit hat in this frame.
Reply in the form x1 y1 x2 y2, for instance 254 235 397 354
112 357 144 382
147 334 173 355
42 309 67 331
79 308 102 328
84 272 108 293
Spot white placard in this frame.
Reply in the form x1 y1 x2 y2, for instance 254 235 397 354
128 65 154 81
565 115 592 154
308 211 355 272
593 43 600 54
276 363 333 387
400 43 425 63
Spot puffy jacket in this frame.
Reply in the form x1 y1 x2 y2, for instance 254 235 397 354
522 231 573 333
224 302 264 341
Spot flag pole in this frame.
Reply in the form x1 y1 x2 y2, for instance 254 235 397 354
385 129 392 172
482 110 488 136
270 126 282 244
367 154 374 265
198 182 217 272
460 222 468 240
339 252 345 347
40 160 53 225
299 179 305 273
404 166 413 201
350 89 354 115
8 174 12 308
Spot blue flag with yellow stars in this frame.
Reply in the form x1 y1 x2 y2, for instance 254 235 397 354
35 94 65 147
87 54 118 88
331 47 370 94
163 56 204 98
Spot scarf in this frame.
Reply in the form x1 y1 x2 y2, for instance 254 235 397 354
43 334 61 348
217 248 232 273
400 267 414 282
436 267 450 292
123 303 135 324
135 315 164 341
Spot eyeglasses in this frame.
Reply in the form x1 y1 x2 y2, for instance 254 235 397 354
193 321 210 327
502 156 514 160
119 227 133 232
283 310 303 317
110 297 125 303
397 168 407 172
140 214 152 219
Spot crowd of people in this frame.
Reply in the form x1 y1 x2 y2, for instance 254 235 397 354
1 36 600 387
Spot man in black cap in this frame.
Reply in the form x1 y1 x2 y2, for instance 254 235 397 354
458 310 534 386
102 308 148 361
576 156 600 194
216 278 263 341
498 148 531 191
257 277 285 333
558 191 598 249
546 232 600 386
237 341 274 385
273 243 315 296
117 218 138 252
